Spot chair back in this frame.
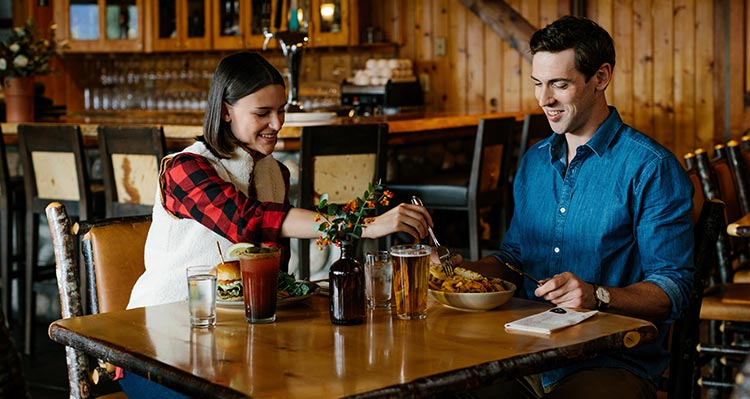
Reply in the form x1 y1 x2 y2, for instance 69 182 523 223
17 124 94 219
725 140 750 216
46 201 149 397
297 123 388 278
666 199 725 399
79 215 151 314
695 148 744 283
0 127 10 212
471 116 518 242
97 125 166 217
0 127 20 322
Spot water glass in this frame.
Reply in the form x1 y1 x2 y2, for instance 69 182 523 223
365 251 392 308
390 245 431 320
239 250 281 324
186 265 217 328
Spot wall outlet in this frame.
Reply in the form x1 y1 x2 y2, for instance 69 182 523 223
435 37 447 57
419 73 430 93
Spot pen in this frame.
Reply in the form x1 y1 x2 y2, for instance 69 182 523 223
504 263 542 287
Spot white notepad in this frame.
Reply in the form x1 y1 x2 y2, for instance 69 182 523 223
504 307 598 335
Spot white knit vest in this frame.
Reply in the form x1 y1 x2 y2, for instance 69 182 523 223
127 142 286 309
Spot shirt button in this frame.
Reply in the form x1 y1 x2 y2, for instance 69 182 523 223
554 247 560 253
560 207 566 213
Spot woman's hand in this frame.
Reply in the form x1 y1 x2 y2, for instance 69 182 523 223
362 203 433 240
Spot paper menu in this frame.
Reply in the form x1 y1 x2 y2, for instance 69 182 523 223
504 307 598 335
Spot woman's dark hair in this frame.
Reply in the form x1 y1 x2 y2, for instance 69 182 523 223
529 16 615 81
202 52 286 157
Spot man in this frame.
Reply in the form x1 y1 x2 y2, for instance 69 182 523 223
461 15 694 399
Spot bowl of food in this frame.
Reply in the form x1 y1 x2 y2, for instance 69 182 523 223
428 264 516 311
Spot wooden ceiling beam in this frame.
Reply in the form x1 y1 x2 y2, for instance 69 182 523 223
458 0 537 62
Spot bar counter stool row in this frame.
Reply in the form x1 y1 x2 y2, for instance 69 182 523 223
0 123 165 356
682 139 750 398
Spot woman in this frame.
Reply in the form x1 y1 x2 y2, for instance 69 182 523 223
120 52 432 398
129 52 431 309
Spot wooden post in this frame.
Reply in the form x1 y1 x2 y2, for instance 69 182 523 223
457 0 536 62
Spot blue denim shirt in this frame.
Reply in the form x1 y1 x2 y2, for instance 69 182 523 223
492 107 694 387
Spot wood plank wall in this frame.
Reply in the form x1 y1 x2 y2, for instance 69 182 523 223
375 0 749 159
20 1 750 159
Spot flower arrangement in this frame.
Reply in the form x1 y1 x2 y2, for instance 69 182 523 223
0 18 65 79
315 180 394 248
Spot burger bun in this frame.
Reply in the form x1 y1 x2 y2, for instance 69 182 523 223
217 260 241 282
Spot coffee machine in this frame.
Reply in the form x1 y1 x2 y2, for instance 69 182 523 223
341 79 423 116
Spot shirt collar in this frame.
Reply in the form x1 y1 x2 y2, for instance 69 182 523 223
585 106 622 157
547 106 622 160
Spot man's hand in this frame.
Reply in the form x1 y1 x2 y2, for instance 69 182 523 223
534 272 596 309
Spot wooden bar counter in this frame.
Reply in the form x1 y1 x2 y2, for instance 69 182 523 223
2 110 531 152
49 295 658 399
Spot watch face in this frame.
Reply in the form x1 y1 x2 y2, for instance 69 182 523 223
597 286 610 303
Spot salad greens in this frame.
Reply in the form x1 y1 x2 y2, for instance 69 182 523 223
277 271 310 298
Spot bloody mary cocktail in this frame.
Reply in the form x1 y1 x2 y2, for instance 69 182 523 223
238 248 281 323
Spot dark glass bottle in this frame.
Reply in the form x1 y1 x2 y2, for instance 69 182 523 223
329 242 365 325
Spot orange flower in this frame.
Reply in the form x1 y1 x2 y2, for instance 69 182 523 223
314 180 392 247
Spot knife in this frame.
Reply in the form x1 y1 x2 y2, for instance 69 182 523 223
504 262 542 286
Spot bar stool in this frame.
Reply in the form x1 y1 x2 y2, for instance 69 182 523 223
17 123 104 355
97 125 166 217
0 129 25 327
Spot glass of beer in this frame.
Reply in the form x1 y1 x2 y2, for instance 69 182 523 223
389 244 431 320
238 248 281 323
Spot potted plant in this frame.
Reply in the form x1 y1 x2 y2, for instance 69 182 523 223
0 18 65 122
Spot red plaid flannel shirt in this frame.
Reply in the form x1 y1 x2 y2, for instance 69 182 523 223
162 153 292 245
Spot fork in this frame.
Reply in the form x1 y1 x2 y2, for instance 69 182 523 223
411 196 455 277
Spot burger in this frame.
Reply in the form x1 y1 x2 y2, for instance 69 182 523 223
217 261 243 301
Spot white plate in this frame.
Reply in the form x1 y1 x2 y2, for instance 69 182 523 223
284 112 337 123
216 282 319 309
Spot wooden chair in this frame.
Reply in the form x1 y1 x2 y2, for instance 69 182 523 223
0 128 25 327
17 123 105 355
662 198 724 399
47 201 150 398
725 140 750 216
692 149 750 397
97 125 167 218
297 123 388 279
694 148 746 283
388 117 517 261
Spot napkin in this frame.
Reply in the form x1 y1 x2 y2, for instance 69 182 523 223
504 307 598 336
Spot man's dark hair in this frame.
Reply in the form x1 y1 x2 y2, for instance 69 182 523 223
529 15 615 81
202 52 286 158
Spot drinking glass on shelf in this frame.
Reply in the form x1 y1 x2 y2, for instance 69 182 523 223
186 265 217 328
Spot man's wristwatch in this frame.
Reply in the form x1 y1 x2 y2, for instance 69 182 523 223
592 283 610 311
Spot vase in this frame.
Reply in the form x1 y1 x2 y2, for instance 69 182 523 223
329 242 365 325
3 76 35 123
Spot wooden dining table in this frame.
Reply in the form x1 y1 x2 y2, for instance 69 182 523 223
48 295 658 398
